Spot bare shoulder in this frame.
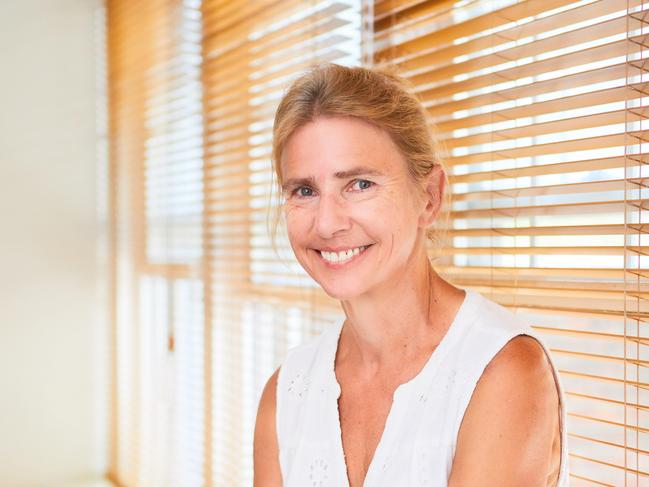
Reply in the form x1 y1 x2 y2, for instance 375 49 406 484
448 334 560 487
253 366 283 487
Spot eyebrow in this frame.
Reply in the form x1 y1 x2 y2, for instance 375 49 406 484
281 165 384 191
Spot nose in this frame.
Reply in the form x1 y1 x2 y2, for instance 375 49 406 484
315 191 351 239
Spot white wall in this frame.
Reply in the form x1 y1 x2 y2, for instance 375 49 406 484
0 1 108 486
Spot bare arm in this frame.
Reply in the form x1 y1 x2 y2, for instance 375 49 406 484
448 335 560 487
253 366 283 487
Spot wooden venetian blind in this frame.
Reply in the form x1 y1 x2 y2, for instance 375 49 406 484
374 0 648 483
201 1 362 484
107 0 206 486
107 1 363 486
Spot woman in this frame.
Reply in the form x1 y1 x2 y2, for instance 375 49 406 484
254 63 568 486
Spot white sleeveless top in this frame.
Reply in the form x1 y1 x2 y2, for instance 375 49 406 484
275 288 570 486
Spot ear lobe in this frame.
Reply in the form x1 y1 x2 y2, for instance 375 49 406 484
419 165 445 228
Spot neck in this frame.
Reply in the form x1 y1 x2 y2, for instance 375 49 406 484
337 242 461 381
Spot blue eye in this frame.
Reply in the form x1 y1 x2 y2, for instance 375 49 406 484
352 179 374 191
290 179 375 199
293 186 314 198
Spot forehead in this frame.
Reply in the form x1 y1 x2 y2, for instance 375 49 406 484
280 116 406 175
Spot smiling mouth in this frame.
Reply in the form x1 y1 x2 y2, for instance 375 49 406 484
314 244 374 267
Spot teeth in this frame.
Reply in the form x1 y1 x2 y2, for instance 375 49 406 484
321 246 367 263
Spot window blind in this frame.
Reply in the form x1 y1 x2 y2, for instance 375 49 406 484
107 1 205 486
108 0 648 485
374 0 648 483
106 1 362 486
200 2 362 484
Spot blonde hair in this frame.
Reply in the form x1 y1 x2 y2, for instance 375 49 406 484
267 62 450 262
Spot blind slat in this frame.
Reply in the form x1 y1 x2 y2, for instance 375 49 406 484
374 0 582 57
391 0 623 73
435 86 630 132
425 63 626 118
417 39 627 104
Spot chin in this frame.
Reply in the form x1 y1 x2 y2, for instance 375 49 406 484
317 280 366 301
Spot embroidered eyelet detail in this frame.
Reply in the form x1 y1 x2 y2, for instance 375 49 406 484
414 442 448 485
445 369 457 391
287 372 310 398
308 456 329 485
379 451 392 473
416 446 434 484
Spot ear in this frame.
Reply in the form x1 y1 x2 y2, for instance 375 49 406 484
418 164 445 229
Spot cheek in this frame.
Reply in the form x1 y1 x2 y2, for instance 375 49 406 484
372 198 419 251
284 205 303 225
346 197 404 236
284 206 312 241
371 193 416 224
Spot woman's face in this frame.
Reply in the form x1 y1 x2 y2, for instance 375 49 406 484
280 115 435 300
